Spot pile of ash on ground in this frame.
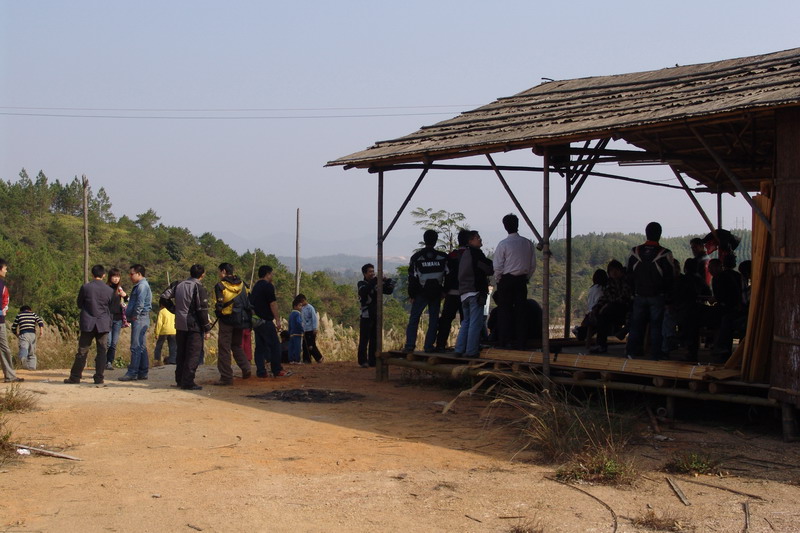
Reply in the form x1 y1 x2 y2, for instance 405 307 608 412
247 389 365 403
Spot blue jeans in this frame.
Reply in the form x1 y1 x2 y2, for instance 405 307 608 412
455 294 485 357
126 317 150 378
288 335 302 363
106 319 122 364
626 295 665 359
18 332 37 370
404 294 441 352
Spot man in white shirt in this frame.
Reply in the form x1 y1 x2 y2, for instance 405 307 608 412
493 214 537 349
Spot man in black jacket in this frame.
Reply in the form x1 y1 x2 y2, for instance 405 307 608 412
357 263 394 367
403 230 448 354
162 264 212 390
455 231 493 358
626 222 675 359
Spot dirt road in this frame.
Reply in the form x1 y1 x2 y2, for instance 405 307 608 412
2 362 800 532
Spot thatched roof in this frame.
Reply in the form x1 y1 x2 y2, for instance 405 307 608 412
328 47 800 192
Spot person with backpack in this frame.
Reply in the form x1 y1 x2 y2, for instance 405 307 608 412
213 262 253 385
625 222 676 360
403 229 448 354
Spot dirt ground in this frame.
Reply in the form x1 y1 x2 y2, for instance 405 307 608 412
2 361 800 533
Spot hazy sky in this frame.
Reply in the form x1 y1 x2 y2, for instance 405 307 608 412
2 1 797 259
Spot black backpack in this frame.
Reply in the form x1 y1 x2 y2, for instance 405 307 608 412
218 286 253 328
631 245 671 297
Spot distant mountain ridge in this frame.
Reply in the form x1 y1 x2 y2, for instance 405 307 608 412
277 253 405 274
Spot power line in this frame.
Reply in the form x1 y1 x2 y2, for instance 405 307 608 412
0 110 464 120
0 104 478 112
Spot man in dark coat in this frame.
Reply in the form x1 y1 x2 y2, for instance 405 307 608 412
161 264 212 390
65 264 114 384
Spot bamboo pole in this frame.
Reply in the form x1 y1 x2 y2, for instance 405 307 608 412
541 150 551 383
376 171 386 381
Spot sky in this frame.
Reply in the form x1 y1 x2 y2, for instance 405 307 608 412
2 1 797 259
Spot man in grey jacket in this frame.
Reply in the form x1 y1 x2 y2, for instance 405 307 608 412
161 264 212 390
65 264 114 384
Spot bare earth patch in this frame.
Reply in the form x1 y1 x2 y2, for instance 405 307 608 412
1 362 800 532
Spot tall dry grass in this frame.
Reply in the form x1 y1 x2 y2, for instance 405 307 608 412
22 311 426 370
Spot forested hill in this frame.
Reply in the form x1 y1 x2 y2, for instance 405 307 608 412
0 169 751 327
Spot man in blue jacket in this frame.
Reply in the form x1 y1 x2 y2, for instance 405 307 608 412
120 264 152 381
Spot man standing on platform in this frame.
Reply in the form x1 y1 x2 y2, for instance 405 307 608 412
493 214 537 350
403 229 448 354
65 264 114 384
626 221 675 360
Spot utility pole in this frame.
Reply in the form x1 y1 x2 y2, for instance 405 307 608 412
82 175 89 284
295 208 301 296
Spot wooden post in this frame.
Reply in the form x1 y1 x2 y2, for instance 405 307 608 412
771 107 800 441
376 171 387 381
541 150 551 383
82 175 89 284
564 171 572 338
295 208 301 296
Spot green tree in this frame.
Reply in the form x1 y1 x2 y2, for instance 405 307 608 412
410 207 469 251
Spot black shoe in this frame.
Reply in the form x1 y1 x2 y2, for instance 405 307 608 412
94 379 104 385
359 363 369 368
256 372 268 378
589 346 607 354
241 370 252 379
213 380 233 386
137 376 148 381
118 375 136 381
182 385 202 391
63 378 80 384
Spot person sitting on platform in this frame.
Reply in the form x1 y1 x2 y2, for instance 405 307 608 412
590 260 632 354
574 268 608 349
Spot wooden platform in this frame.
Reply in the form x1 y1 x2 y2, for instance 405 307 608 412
381 345 776 408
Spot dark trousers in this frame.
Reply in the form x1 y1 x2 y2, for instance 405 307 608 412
595 302 629 350
436 294 463 349
217 322 251 381
495 274 529 349
302 331 324 363
70 328 109 382
254 321 282 376
175 330 203 389
358 317 377 366
155 334 177 363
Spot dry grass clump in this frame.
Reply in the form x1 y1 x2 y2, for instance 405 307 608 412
486 376 640 485
556 451 637 486
630 509 690 531
506 518 545 533
0 383 38 412
0 416 14 465
664 450 724 476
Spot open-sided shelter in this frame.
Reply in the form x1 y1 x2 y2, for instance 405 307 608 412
327 47 800 438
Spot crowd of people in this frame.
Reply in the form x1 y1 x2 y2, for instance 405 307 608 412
0 257 326 388
576 222 750 362
363 213 538 363
0 219 752 386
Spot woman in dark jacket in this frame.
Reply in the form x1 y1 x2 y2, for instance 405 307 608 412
105 268 128 369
